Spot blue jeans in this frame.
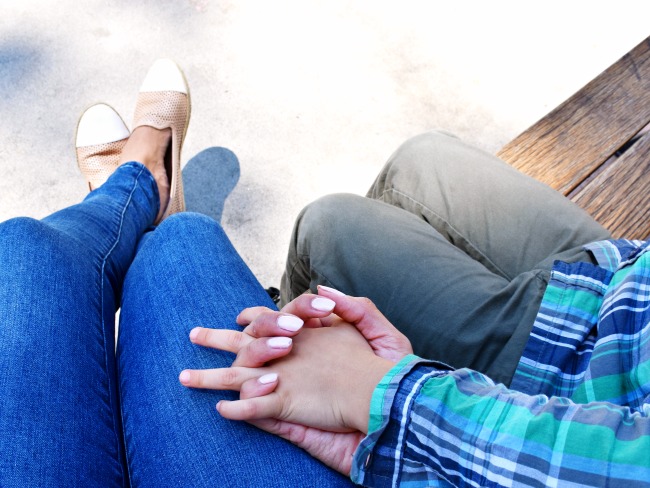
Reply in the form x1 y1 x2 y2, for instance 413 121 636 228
0 162 352 487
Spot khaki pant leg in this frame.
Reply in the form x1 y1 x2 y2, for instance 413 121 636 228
367 131 610 279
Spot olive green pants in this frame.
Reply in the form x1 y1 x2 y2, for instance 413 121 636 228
281 131 610 385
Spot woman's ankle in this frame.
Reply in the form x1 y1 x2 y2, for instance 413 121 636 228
119 126 171 221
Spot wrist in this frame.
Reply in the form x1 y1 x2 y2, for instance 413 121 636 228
347 354 394 434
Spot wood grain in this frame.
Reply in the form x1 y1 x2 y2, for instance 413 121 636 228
497 37 650 196
572 133 650 239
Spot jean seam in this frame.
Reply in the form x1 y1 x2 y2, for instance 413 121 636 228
378 187 513 280
100 163 147 486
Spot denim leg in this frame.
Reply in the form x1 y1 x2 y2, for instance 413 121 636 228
0 162 158 487
118 213 352 487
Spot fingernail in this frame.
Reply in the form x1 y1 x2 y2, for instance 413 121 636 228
179 371 191 383
312 297 335 311
277 315 303 331
267 337 292 348
319 285 346 296
259 373 278 384
189 328 200 340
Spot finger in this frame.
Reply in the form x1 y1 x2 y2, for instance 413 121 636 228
247 417 287 436
241 311 304 339
236 306 274 327
317 287 389 336
217 394 283 421
189 327 253 353
239 373 279 399
178 366 261 390
280 293 336 328
232 336 293 368
317 287 413 360
317 285 346 297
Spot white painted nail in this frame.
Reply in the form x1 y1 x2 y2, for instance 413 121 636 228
311 297 335 312
267 337 292 348
277 315 304 332
319 285 346 296
259 373 278 384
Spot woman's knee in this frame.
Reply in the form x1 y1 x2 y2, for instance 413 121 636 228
156 211 221 233
132 212 237 281
1 216 51 242
153 212 231 247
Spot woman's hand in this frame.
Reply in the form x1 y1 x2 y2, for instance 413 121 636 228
185 289 412 383
220 323 394 432
184 293 338 371
184 288 411 431
179 290 412 474
183 321 393 432
237 286 414 362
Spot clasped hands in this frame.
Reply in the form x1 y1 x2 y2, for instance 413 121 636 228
178 286 413 474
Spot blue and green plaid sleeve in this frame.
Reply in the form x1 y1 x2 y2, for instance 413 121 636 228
352 358 650 487
352 240 650 487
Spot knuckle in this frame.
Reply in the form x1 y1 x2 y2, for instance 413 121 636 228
260 310 279 324
251 307 272 320
244 342 265 363
250 311 280 335
293 294 314 309
196 328 210 343
220 368 240 388
239 383 253 400
241 400 259 418
238 307 271 326
358 296 376 309
226 331 245 351
192 370 205 387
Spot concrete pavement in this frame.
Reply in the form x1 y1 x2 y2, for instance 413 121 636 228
1 0 648 287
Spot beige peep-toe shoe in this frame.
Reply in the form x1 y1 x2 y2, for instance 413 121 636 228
133 59 191 222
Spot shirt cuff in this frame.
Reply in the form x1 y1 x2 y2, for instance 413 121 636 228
350 354 450 487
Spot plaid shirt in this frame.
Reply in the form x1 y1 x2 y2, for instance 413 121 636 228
351 240 650 487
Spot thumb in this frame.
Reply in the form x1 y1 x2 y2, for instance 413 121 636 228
317 286 413 361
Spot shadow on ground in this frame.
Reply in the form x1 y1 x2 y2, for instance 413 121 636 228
183 147 239 222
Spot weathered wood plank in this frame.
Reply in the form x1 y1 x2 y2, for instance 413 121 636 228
497 37 650 196
571 133 650 239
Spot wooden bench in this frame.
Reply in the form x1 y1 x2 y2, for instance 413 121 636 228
497 36 650 240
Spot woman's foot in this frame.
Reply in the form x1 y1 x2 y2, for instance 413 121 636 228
132 59 191 222
75 103 130 191
76 60 190 224
119 126 172 223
